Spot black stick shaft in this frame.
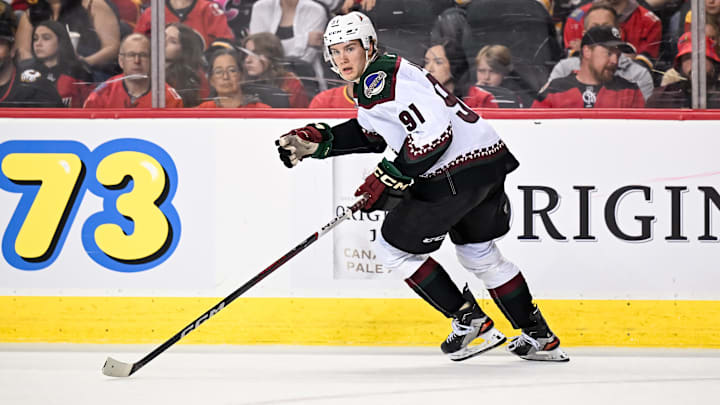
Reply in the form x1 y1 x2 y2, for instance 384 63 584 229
126 195 368 376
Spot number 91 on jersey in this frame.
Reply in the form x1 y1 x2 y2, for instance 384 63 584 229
0 139 181 273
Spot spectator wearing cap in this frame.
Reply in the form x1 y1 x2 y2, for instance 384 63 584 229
533 25 645 108
647 33 720 108
424 40 497 109
134 0 234 51
83 33 184 108
548 3 654 100
0 18 64 107
564 0 662 70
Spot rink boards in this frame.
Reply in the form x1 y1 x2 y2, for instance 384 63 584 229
1 111 719 347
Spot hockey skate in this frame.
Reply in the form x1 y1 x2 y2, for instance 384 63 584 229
507 307 569 362
441 285 506 361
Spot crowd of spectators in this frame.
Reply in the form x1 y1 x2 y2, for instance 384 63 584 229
0 0 720 109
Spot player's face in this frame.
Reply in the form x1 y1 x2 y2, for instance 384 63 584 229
587 45 619 83
210 54 242 97
165 26 181 63
424 45 452 86
33 26 59 62
243 40 268 77
329 40 367 81
119 38 151 77
476 56 503 87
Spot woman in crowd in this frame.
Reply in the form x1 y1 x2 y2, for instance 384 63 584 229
248 0 327 83
241 32 309 108
165 22 209 108
424 40 497 109
15 0 121 79
196 48 271 108
31 20 93 107
475 45 532 108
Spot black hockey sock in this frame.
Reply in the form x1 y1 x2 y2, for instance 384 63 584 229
488 272 537 330
404 257 465 318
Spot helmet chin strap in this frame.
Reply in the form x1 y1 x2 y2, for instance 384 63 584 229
350 49 378 83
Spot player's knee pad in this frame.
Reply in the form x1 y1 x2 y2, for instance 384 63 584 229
455 241 520 289
377 232 429 279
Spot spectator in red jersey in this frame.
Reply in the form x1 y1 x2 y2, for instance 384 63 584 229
533 26 645 108
165 22 209 107
134 0 234 50
30 20 94 107
647 33 720 108
564 0 662 69
0 17 64 107
196 48 271 108
241 32 309 107
423 40 497 109
15 0 121 79
84 33 184 107
309 82 355 108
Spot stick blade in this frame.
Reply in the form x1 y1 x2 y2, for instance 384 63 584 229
102 357 134 377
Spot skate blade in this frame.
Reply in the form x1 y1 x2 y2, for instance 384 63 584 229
448 328 507 362
520 347 570 362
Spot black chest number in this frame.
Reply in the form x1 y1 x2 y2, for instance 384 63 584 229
398 103 425 131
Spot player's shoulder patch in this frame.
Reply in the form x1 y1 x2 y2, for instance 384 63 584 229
356 54 401 109
20 69 42 83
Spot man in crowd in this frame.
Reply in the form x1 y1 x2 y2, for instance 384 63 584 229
647 33 720 108
549 3 654 100
564 0 662 69
534 26 645 108
84 34 184 108
0 18 63 107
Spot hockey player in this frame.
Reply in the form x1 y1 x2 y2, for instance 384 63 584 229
275 12 569 362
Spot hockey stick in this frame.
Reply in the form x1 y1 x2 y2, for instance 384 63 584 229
102 194 369 377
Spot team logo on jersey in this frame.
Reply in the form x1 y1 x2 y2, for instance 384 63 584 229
20 69 41 83
582 86 597 108
364 71 387 98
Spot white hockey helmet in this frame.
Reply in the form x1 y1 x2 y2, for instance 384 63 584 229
323 11 378 77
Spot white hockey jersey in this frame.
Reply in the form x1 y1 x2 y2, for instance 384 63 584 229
353 54 514 181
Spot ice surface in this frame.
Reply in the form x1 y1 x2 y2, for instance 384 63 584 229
1 344 719 405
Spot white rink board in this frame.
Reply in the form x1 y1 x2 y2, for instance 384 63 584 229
0 118 719 300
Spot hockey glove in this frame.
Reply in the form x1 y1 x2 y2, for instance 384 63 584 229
275 123 334 168
354 158 414 212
